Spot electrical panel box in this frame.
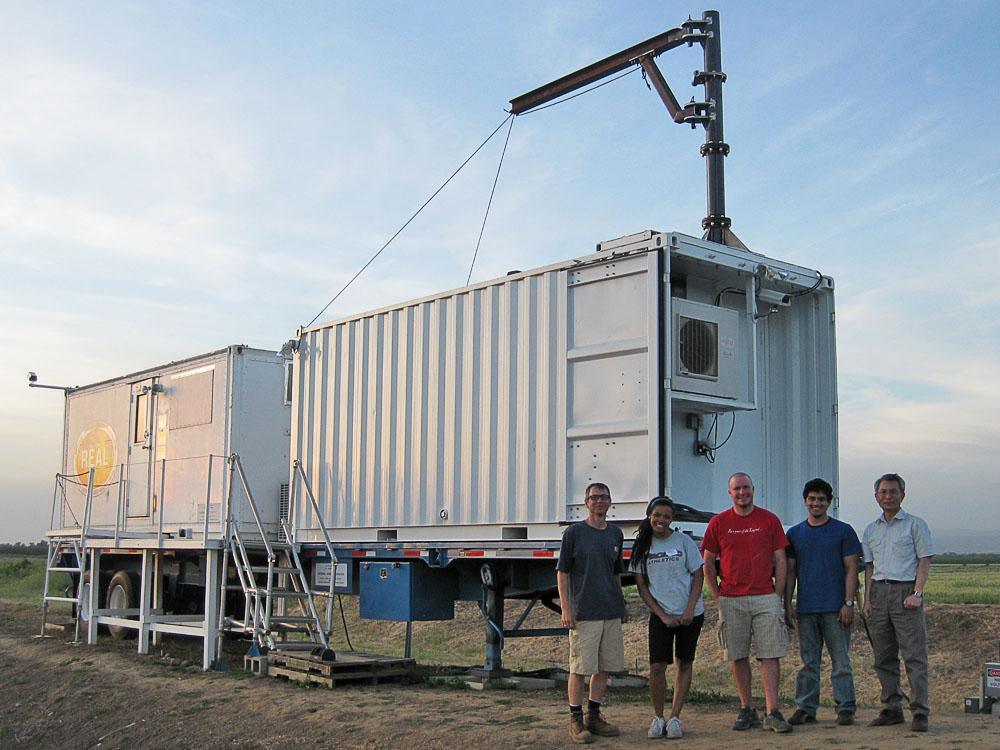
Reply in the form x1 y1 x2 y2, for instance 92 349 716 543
311 558 353 595
985 663 1000 698
359 561 458 622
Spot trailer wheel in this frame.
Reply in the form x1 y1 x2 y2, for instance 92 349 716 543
106 570 139 640
77 571 93 627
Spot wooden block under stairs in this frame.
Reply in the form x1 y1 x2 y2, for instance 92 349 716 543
246 650 416 688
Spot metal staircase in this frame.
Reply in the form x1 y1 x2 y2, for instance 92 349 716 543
39 538 89 641
39 469 98 641
222 454 327 653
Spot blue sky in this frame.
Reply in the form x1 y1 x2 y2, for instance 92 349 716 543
2 1 998 542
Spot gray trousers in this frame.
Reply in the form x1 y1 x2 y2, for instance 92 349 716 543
867 580 929 716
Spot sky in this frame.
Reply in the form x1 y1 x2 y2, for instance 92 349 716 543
2 1 998 544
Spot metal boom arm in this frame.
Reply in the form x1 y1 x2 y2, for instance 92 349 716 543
509 10 744 248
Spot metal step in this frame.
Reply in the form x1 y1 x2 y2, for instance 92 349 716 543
269 591 309 598
269 642 320 651
48 566 82 573
269 616 318 624
227 584 262 594
240 542 293 552
249 566 299 575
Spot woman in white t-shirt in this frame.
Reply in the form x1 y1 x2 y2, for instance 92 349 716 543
631 497 706 739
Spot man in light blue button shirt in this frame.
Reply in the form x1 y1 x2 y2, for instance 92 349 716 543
861 473 934 732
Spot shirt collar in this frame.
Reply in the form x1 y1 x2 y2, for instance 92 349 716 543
876 508 909 525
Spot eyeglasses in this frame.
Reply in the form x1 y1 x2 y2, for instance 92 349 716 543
586 493 611 501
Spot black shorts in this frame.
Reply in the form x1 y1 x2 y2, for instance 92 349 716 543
648 612 705 665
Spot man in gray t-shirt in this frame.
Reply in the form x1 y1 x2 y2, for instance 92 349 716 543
557 482 626 743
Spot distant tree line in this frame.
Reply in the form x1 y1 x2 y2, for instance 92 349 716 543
0 541 47 556
936 552 1000 564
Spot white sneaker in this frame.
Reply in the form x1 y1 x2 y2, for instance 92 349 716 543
647 716 667 738
666 716 683 739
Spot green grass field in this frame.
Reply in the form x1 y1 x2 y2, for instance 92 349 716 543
0 556 72 605
924 563 1000 604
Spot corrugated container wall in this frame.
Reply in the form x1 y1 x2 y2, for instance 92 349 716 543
294 268 578 538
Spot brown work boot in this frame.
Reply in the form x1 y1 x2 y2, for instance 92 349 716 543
569 712 594 744
836 710 855 726
911 713 929 732
585 710 620 737
788 709 815 725
868 707 904 726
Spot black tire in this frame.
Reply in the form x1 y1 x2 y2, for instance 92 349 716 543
106 570 139 640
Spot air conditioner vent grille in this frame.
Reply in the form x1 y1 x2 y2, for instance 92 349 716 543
678 317 718 377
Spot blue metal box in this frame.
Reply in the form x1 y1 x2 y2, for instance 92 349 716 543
359 561 457 622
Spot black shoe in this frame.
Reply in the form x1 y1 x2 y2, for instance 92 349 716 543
911 714 929 732
836 710 854 726
869 708 904 726
788 709 816 726
732 706 760 730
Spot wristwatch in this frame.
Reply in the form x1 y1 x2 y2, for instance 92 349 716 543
913 591 923 598
844 600 854 607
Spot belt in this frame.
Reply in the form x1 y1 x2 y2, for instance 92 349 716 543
874 579 915 585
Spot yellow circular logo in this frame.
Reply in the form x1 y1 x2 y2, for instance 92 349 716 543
74 422 118 493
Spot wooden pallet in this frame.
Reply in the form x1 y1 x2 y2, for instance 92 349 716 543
247 651 416 687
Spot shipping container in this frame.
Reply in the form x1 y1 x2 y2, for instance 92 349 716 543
290 230 837 547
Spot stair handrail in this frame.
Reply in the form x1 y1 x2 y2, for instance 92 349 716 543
291 460 339 633
81 468 95 545
227 453 274 560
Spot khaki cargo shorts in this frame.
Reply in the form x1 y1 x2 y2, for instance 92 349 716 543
718 593 787 661
569 618 625 676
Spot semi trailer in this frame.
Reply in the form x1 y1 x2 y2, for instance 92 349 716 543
43 229 836 672
40 11 838 673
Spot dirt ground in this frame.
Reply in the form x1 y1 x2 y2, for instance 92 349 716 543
3 597 1000 749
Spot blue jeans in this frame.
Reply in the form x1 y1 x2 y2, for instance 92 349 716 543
795 612 856 715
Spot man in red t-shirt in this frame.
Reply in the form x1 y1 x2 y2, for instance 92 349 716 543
702 472 792 733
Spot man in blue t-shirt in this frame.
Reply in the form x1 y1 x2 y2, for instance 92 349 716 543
783 478 863 727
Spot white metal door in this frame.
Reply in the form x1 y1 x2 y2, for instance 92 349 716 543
126 378 156 518
563 251 662 522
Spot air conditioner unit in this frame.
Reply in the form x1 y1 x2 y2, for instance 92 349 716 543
671 298 740 399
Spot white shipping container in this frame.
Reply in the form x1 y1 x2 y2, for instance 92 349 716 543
54 345 291 542
291 231 838 544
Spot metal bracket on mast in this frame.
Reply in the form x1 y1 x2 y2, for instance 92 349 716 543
508 10 745 249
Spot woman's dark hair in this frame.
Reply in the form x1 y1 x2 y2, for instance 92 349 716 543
632 496 674 579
